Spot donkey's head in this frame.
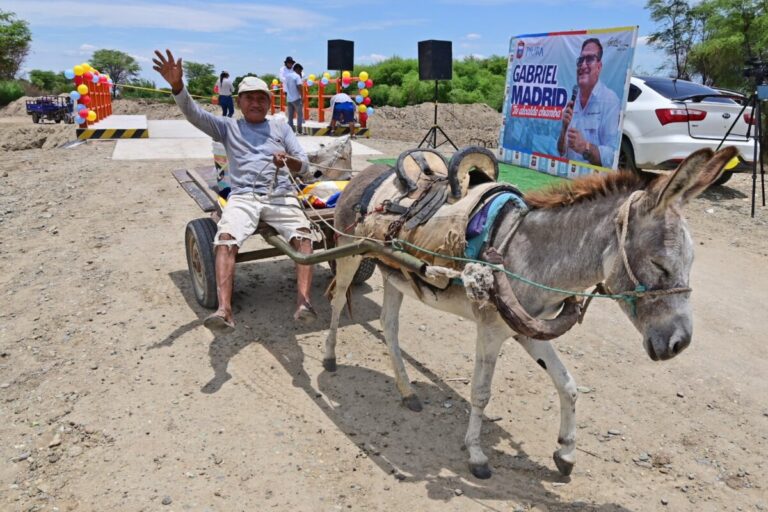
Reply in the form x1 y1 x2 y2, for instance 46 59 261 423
603 147 738 361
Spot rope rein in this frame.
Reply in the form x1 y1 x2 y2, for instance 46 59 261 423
264 158 691 311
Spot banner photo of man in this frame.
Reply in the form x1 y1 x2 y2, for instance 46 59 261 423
499 26 637 177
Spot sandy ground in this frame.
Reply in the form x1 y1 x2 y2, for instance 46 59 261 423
0 107 767 512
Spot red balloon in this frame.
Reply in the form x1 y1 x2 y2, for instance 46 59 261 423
74 76 83 85
78 109 88 118
363 97 371 106
365 79 373 88
342 77 351 85
99 75 108 84
83 72 93 81
81 95 91 105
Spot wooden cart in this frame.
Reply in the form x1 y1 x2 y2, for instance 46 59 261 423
172 167 376 309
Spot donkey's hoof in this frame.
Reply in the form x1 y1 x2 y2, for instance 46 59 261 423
402 394 422 412
553 451 574 476
469 462 492 479
322 358 337 372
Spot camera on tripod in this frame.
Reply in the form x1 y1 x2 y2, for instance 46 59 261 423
743 57 768 85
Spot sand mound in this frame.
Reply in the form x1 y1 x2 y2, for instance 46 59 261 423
367 102 501 147
0 124 72 151
1 96 37 117
111 98 220 119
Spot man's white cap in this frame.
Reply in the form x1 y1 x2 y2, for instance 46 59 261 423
238 76 271 96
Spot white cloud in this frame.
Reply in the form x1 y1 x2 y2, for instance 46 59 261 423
9 1 334 33
131 54 151 63
346 19 426 31
636 35 651 46
79 44 97 55
465 33 481 40
358 53 388 64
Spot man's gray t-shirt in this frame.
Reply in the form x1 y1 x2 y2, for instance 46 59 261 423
174 87 308 196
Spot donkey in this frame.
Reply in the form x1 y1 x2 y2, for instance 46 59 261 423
324 147 737 479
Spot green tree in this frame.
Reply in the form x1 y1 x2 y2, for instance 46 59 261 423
29 69 69 93
688 0 768 89
183 61 216 97
0 10 32 79
122 78 168 100
645 0 702 79
91 49 140 97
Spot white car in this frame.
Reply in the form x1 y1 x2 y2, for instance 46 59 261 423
620 76 757 185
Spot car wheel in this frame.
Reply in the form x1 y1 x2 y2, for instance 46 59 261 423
619 137 639 174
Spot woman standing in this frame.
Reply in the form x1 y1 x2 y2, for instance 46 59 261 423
217 71 234 117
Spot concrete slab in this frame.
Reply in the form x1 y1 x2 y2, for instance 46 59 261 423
112 129 381 160
147 120 208 138
89 115 147 130
112 138 213 160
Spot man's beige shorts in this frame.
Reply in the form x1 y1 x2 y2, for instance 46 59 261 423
214 194 315 247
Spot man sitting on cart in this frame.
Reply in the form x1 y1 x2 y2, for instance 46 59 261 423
153 49 317 333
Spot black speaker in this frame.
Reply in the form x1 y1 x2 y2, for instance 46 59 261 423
418 40 452 80
327 40 354 71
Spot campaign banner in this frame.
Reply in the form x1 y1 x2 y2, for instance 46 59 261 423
499 26 637 177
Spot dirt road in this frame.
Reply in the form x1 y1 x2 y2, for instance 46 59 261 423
0 115 766 512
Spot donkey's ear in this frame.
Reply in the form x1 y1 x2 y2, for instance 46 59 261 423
649 148 713 214
681 146 740 202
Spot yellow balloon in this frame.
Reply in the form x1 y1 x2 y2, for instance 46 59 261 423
308 74 316 81
359 71 369 81
342 71 351 79
358 104 367 113
360 89 369 98
77 84 89 95
73 65 84 76
86 110 97 122
81 63 91 72
323 72 331 79
271 79 279 85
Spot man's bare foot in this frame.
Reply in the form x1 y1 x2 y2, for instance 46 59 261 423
204 313 235 334
294 302 317 323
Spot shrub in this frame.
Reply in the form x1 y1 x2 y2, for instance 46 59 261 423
0 80 24 105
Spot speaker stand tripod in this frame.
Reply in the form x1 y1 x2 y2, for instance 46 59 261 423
716 88 766 218
418 81 458 150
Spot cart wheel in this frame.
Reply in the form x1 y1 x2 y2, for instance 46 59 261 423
328 257 377 285
185 218 218 309
32 113 40 124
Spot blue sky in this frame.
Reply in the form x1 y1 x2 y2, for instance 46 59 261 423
2 0 666 82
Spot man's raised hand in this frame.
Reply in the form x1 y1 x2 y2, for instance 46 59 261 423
152 49 184 94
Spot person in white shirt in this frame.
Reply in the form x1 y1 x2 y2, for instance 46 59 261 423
217 71 234 117
284 63 304 134
329 92 357 138
278 56 295 85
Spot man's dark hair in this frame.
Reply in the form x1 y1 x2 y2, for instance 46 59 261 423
293 63 303 74
581 38 603 60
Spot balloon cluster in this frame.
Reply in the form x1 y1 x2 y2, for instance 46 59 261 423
303 69 375 117
65 62 113 125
